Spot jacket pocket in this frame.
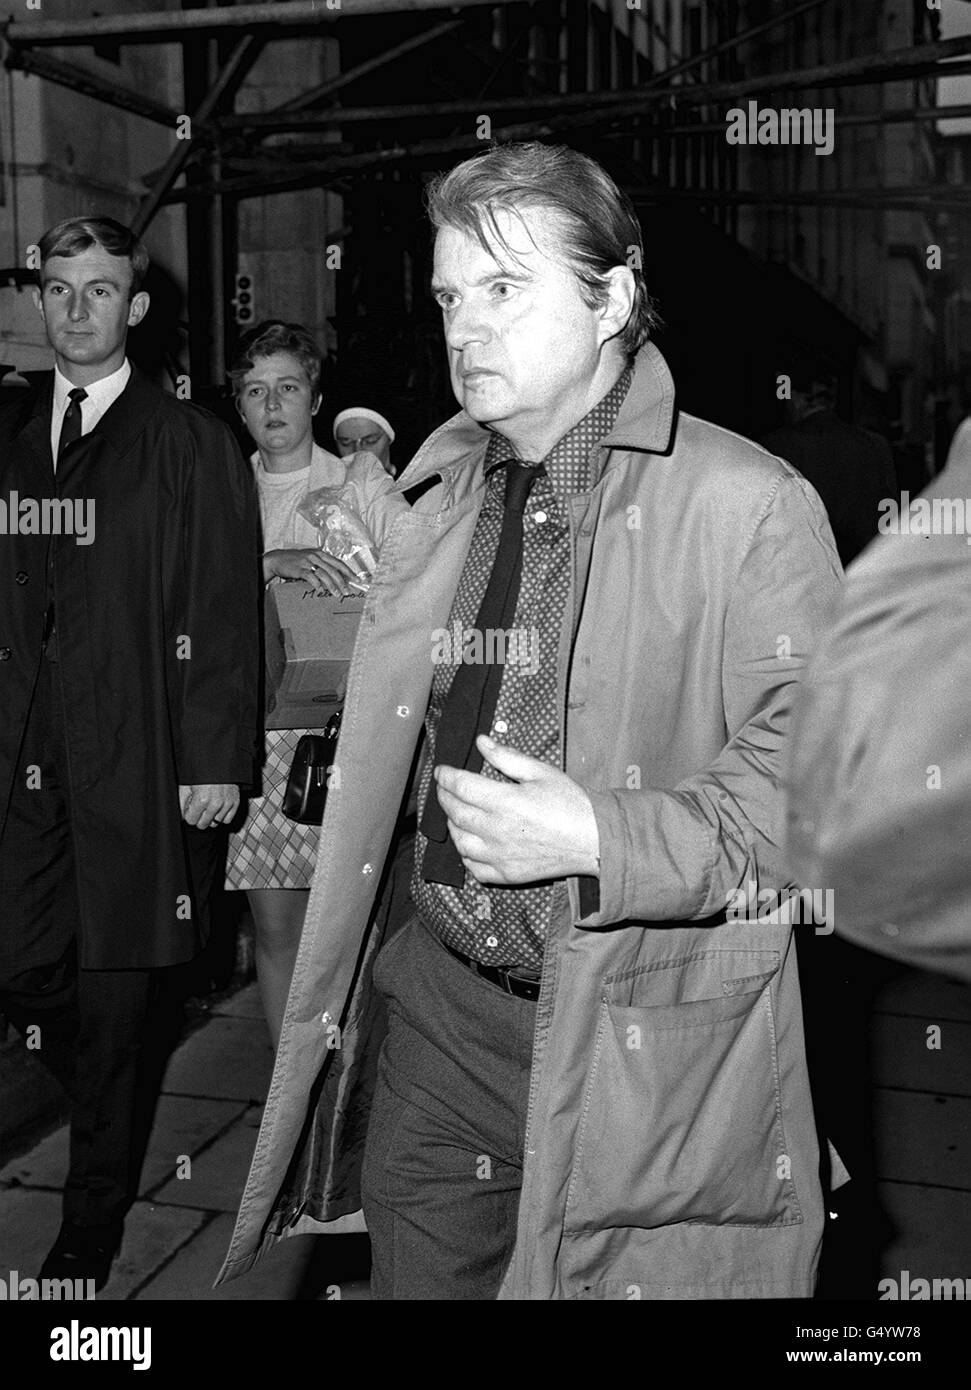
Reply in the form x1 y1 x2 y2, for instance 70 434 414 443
563 949 802 1231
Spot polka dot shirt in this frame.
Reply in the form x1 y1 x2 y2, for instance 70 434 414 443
412 367 632 970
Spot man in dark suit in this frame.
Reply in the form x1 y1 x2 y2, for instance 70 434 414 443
0 217 260 1288
763 362 897 567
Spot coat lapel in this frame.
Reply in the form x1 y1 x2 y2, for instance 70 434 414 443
4 376 55 489
56 367 160 489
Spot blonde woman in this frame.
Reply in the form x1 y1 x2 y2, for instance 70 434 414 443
225 319 406 1045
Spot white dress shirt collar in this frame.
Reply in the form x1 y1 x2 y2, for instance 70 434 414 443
52 358 132 464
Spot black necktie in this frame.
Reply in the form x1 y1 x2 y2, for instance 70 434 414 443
56 387 87 464
422 459 544 887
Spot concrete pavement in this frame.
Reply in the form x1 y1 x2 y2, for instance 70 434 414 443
0 983 370 1301
1 964 969 1300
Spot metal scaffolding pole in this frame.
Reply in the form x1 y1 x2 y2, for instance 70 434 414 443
269 16 464 115
166 125 971 202
3 0 494 46
627 186 971 211
218 101 971 171
622 102 971 138
132 34 260 236
216 34 971 133
171 75 971 204
1 45 181 127
633 0 834 95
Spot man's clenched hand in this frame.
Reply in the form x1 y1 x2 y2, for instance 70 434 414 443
433 735 600 885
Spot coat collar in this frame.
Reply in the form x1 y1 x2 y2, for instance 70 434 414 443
599 340 677 455
396 341 678 496
249 440 345 487
11 364 162 460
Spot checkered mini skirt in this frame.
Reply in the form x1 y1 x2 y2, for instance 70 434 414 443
225 727 324 891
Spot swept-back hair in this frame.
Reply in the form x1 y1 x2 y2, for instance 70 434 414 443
426 142 659 357
228 320 323 405
38 217 149 297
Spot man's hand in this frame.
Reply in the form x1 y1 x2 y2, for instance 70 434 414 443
263 547 369 597
433 735 600 885
178 784 239 829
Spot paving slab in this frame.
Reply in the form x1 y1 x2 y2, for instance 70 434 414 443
0 1191 208 1304
0 1187 65 1282
151 1104 262 1212
134 1212 314 1300
210 983 266 1021
138 1095 250 1195
873 1089 971 1191
0 1124 68 1193
878 1182 971 1284
871 1014 971 1097
99 1202 209 1301
160 1016 274 1102
873 970 971 1024
0 1039 70 1165
0 1095 250 1200
332 1280 371 1301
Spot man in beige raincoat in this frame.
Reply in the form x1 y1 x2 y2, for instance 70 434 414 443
220 142 843 1300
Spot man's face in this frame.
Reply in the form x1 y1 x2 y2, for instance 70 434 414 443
432 207 610 454
335 416 393 474
237 351 319 458
34 247 148 379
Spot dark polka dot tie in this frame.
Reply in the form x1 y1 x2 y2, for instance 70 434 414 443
422 459 545 887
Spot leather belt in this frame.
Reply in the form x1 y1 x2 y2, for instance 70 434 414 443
441 939 540 1002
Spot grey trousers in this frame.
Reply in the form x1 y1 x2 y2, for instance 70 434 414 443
361 916 537 1300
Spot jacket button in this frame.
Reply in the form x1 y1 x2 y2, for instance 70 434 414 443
15 572 28 585
0 647 11 661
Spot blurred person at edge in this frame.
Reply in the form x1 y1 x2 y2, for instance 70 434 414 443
0 216 260 1291
221 143 844 1301
224 320 408 1047
334 406 396 478
787 416 971 984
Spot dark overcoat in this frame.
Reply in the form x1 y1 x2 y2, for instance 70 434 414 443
0 368 260 968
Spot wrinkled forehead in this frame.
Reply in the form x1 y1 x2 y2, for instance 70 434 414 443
433 203 566 278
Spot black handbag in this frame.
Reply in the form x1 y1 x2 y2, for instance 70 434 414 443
281 709 343 825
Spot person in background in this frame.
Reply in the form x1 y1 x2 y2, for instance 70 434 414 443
787 417 971 984
781 418 971 1296
762 358 897 567
225 320 407 1047
0 216 259 1289
334 406 396 477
